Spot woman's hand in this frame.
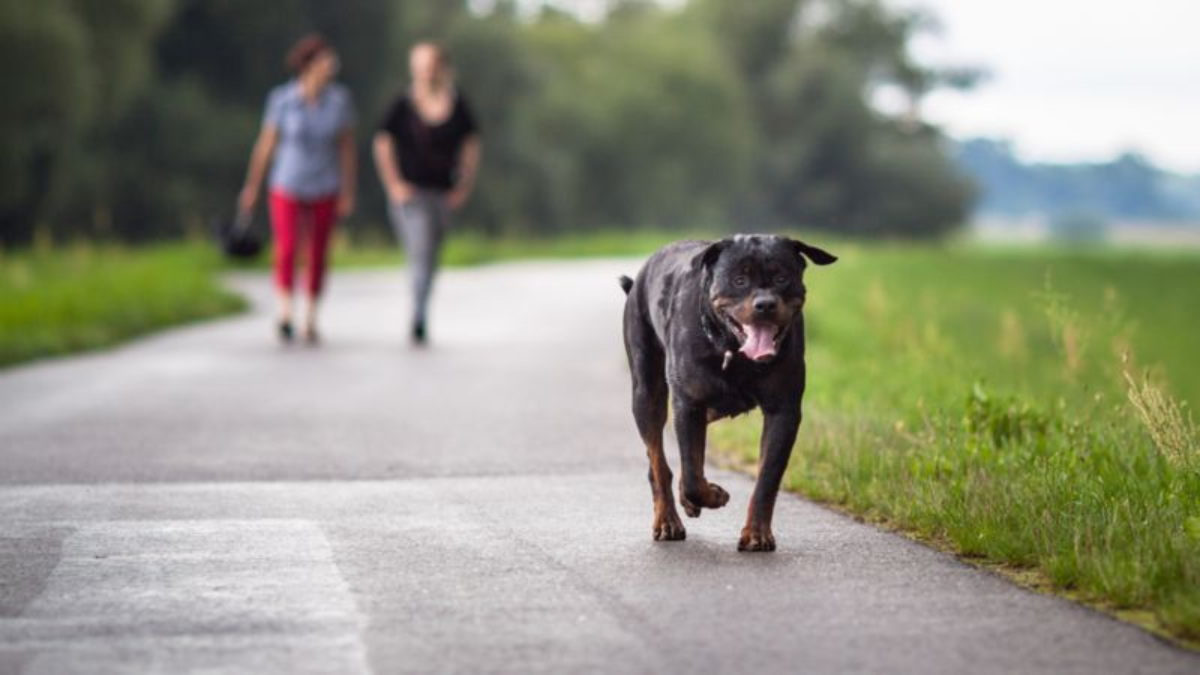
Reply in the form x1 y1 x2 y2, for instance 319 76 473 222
337 128 356 218
387 181 413 205
240 125 278 214
337 191 355 219
238 184 259 214
448 137 480 212
373 133 413 206
446 187 470 211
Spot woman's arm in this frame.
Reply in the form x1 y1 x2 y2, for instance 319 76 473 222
372 132 413 204
447 135 481 211
239 125 279 213
337 128 357 218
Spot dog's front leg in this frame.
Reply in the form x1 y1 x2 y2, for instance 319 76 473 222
673 397 731 518
739 406 801 551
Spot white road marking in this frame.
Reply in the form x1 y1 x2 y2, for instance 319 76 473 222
1 519 370 675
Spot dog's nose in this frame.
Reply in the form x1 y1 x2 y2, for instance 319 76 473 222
753 296 777 314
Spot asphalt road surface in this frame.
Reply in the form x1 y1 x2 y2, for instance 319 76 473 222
1 261 1197 674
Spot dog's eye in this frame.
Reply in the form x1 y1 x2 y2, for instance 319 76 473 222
775 274 790 286
732 276 749 288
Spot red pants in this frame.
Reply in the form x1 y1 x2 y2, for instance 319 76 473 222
269 190 336 296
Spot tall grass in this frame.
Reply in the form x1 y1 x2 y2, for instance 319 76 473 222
710 243 1200 643
0 243 245 367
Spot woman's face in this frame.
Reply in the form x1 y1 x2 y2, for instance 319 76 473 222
409 45 442 86
306 49 340 85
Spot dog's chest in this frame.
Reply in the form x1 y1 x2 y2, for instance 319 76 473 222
705 387 759 419
672 364 763 419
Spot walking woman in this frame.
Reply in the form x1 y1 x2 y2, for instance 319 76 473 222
373 41 481 345
240 34 357 343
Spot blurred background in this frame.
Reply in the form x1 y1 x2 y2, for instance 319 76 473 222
5 0 1198 246
4 0 1199 247
8 0 1196 246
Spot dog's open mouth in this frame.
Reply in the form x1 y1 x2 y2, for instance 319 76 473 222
727 320 782 362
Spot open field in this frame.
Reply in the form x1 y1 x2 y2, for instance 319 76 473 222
710 243 1200 644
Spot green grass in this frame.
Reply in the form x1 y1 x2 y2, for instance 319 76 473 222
0 243 246 368
709 241 1200 644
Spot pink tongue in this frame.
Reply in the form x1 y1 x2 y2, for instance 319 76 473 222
739 324 778 361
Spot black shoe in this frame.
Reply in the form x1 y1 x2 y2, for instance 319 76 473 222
411 320 427 346
278 320 294 343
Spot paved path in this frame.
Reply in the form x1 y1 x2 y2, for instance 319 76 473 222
1 262 1197 674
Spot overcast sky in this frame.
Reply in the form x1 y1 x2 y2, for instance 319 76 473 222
890 0 1200 173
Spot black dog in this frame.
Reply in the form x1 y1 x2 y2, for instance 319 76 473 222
620 234 836 551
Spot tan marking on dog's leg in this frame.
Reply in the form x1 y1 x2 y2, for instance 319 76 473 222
647 440 685 541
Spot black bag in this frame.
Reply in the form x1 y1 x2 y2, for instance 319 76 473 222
215 210 263 259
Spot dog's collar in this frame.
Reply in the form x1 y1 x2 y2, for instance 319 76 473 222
700 306 731 350
698 266 744 369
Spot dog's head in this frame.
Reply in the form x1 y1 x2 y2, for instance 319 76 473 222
695 234 837 363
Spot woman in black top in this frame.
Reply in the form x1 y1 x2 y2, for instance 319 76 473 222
373 41 481 345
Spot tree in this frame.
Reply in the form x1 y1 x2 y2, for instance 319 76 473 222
1 0 979 244
691 0 977 236
0 0 89 245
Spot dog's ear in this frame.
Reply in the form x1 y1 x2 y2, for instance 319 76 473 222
790 238 837 266
693 239 730 272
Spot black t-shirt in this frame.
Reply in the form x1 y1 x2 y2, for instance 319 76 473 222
378 91 478 190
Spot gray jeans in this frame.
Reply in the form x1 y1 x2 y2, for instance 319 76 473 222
388 190 450 325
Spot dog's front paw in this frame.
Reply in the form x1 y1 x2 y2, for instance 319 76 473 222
706 482 730 508
737 524 776 552
653 512 687 541
680 481 730 518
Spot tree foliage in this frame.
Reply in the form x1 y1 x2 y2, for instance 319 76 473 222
0 0 975 246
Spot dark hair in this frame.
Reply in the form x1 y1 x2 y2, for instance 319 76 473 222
286 33 331 75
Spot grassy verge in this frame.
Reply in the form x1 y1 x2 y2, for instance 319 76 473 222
709 242 1200 646
0 243 246 368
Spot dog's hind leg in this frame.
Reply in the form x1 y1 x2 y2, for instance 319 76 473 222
673 398 731 518
625 322 685 541
638 380 685 541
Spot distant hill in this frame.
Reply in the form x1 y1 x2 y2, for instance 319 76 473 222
954 138 1200 222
